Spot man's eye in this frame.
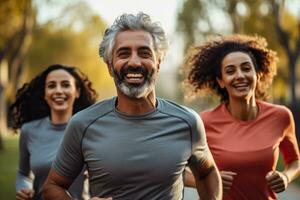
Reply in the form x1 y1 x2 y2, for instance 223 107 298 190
117 52 129 58
139 51 151 57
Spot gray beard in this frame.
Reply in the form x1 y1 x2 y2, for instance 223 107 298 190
112 69 156 99
117 80 154 98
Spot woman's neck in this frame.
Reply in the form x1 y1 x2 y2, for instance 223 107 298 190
227 97 258 121
50 111 72 124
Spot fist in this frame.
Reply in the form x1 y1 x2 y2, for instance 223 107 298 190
265 171 289 193
220 171 237 194
16 188 35 200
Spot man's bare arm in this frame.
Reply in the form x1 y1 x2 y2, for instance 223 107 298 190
184 167 196 187
189 151 222 200
43 168 73 200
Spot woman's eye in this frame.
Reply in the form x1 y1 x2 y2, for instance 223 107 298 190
243 66 251 72
62 83 71 88
47 84 56 89
225 70 234 74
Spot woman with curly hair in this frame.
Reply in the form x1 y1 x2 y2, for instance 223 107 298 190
183 34 300 200
10 64 97 200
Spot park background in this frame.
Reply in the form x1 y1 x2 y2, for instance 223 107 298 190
0 0 300 199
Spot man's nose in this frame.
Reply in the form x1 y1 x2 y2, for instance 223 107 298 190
128 53 142 67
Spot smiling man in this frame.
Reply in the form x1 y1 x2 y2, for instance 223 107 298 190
43 12 222 200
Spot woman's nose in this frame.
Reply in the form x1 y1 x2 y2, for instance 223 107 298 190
54 85 63 93
235 69 245 79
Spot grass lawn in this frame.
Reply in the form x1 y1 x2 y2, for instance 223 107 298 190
0 137 299 199
0 136 19 199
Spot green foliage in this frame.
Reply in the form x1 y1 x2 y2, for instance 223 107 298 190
0 0 29 48
0 137 18 199
177 0 205 51
3 0 117 101
176 0 300 104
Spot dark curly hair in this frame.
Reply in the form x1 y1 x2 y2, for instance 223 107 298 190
183 34 278 102
10 64 98 130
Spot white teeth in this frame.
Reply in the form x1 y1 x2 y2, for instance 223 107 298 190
53 97 65 102
126 73 143 78
234 83 248 87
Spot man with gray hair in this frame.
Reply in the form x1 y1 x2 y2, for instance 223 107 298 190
43 12 222 200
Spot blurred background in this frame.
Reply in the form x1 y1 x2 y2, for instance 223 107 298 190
0 0 299 199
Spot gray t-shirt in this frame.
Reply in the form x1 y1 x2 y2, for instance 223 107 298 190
53 97 209 200
16 117 85 200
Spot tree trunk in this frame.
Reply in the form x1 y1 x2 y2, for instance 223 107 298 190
288 57 300 143
272 2 300 140
289 58 297 108
0 59 8 152
0 85 5 151
0 0 34 150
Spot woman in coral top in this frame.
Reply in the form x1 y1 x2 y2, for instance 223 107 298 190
183 34 300 200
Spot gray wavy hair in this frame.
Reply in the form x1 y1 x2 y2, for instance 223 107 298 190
99 12 169 64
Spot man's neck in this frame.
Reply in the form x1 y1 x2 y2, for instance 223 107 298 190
116 90 157 115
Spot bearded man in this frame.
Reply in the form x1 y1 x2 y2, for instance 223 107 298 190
43 12 222 200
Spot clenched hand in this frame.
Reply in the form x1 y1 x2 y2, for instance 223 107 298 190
220 171 237 194
266 171 289 193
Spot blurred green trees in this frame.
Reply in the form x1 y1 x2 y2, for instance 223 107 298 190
176 0 300 136
177 0 300 107
0 0 115 150
177 0 300 104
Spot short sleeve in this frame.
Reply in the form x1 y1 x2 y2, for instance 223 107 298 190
279 107 300 164
52 116 85 180
188 111 211 169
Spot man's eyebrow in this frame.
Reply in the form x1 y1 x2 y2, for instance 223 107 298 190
115 47 130 53
138 46 152 50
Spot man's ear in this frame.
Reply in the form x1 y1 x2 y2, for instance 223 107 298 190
156 58 161 73
216 77 224 89
108 64 114 77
